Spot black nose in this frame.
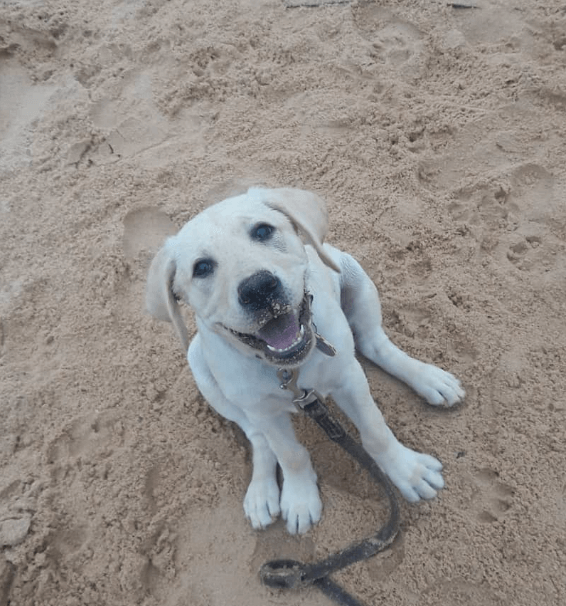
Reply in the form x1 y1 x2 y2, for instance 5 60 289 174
238 271 282 311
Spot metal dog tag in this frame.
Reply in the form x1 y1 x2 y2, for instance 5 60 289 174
315 333 336 357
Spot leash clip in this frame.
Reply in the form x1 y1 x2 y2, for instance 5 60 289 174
277 368 322 410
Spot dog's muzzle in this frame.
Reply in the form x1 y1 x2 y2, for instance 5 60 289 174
226 292 315 367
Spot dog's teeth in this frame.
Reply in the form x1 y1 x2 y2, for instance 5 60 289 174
266 329 304 353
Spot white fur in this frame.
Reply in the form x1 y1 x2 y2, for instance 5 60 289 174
146 187 465 534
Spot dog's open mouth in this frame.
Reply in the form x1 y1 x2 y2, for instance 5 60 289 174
227 294 314 366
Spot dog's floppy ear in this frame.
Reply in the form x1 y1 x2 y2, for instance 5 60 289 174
146 240 190 353
263 188 340 273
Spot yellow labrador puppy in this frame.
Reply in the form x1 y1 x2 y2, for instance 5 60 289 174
146 187 464 534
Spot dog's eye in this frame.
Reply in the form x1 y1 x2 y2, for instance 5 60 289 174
251 223 275 242
193 259 215 278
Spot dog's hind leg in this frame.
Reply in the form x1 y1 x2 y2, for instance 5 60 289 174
188 339 281 530
338 252 465 407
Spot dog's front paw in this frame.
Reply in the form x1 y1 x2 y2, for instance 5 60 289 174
409 362 465 407
280 477 322 534
244 477 281 530
376 444 444 503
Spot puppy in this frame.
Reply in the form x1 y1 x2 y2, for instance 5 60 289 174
146 187 464 534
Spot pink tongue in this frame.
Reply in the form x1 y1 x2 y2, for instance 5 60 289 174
257 313 300 349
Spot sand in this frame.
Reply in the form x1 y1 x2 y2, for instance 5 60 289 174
1 0 565 604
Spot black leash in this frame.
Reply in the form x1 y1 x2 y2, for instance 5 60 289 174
260 370 401 605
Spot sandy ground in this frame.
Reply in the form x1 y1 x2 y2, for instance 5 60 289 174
1 0 566 604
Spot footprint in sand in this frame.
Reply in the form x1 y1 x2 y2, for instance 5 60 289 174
367 19 424 70
122 207 177 260
46 412 125 465
87 70 179 164
506 235 549 271
446 162 563 275
353 5 424 76
50 524 90 560
502 164 562 273
472 468 514 524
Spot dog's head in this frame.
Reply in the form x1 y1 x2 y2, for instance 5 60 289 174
145 187 339 367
